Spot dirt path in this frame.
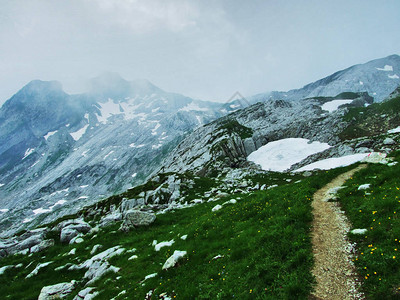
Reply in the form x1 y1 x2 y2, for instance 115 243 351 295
311 165 367 300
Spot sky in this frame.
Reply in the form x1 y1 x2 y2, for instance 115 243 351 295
1 0 400 105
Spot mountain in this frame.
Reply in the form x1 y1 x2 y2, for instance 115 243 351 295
1 55 399 237
250 54 400 103
0 76 223 237
1 58 400 299
0 86 399 299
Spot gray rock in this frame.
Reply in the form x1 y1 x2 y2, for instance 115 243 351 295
383 137 395 145
60 220 91 243
30 239 55 253
120 198 138 212
18 234 44 251
162 250 187 270
60 227 79 244
99 212 122 228
73 287 98 300
84 260 120 286
119 210 156 232
38 281 75 300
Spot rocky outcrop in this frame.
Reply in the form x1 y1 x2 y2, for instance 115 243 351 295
59 219 91 244
120 210 156 232
38 281 75 300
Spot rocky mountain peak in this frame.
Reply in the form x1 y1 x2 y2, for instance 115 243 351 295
88 72 163 101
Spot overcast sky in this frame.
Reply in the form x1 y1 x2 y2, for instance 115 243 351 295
1 0 399 105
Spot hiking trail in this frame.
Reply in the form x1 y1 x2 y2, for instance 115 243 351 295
311 165 367 299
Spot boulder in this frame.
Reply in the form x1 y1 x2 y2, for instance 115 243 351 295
162 250 187 270
18 234 44 251
383 137 395 145
84 261 120 286
60 227 80 244
119 210 156 232
99 212 122 228
38 281 75 300
60 220 91 243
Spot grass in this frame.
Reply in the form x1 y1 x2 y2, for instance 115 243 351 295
337 151 400 299
0 167 346 299
1 151 400 299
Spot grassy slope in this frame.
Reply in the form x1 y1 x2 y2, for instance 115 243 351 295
0 168 348 300
337 151 400 299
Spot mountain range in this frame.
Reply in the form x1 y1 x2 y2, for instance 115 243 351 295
0 55 399 237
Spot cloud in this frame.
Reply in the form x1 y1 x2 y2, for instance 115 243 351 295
86 0 199 33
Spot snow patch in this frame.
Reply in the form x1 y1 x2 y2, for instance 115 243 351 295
131 173 137 178
44 130 57 141
321 99 353 113
33 207 52 215
376 65 393 71
104 151 114 160
295 153 369 172
97 99 122 124
22 148 35 160
70 124 89 141
23 218 33 223
0 183 4 188
0 209 9 213
248 138 331 172
151 122 161 135
50 200 67 209
388 74 399 79
359 81 364 85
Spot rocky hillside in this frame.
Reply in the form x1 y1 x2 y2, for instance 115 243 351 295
0 74 225 237
157 91 392 176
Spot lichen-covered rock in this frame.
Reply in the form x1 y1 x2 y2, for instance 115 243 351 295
119 210 156 232
38 281 75 300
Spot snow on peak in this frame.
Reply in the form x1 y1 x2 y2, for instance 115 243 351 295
247 138 331 172
321 99 353 113
376 65 393 71
70 124 89 141
44 130 57 141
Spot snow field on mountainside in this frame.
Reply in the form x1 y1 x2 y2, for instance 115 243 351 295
321 99 353 113
247 138 331 172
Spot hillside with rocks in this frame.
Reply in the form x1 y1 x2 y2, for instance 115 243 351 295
0 56 400 299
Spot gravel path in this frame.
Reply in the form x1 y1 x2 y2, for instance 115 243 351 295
311 165 366 299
